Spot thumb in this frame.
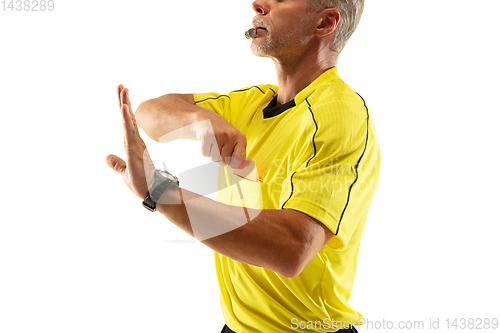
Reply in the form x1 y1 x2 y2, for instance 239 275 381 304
106 154 127 175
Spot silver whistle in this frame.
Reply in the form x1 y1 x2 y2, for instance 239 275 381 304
245 28 257 39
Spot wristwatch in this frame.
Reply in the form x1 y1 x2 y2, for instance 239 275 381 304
143 169 180 212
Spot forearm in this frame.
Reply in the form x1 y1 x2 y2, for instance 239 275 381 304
156 186 306 278
135 94 208 142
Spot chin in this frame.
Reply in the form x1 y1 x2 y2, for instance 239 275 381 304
251 42 273 58
251 48 268 58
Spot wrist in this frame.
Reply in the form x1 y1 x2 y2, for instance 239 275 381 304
192 106 211 124
142 169 180 212
157 186 182 206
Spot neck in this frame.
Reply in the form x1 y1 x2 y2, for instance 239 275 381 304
272 44 337 106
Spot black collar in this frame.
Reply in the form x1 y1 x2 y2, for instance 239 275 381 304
263 95 296 119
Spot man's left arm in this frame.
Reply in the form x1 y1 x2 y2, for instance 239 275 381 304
156 187 333 278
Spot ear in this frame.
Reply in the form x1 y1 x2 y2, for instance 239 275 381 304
315 8 340 38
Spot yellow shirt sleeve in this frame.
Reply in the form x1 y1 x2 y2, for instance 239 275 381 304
193 85 278 126
280 93 380 250
192 92 231 120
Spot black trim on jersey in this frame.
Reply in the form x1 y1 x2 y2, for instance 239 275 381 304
334 93 370 236
194 94 230 104
231 85 266 95
281 171 297 209
305 98 318 167
263 95 296 119
281 98 317 209
194 86 270 105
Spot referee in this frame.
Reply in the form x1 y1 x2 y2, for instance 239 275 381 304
106 0 380 332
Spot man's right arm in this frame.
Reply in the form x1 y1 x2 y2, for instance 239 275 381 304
123 87 246 168
135 93 201 142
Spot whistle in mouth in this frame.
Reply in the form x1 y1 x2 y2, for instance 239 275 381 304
245 28 257 39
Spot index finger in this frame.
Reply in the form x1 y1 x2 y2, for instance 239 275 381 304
117 84 124 109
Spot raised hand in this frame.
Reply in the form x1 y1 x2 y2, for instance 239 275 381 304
106 85 155 199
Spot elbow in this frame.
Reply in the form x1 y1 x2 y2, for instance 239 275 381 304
135 100 149 126
279 266 303 279
277 258 305 279
135 100 159 142
275 243 309 279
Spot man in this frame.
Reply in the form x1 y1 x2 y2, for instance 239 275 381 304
106 0 380 332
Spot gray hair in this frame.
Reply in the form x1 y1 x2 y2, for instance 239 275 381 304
308 0 365 54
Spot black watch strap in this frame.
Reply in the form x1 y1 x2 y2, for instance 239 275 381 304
143 194 157 212
143 169 179 212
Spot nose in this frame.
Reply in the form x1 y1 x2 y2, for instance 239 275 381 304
252 0 269 15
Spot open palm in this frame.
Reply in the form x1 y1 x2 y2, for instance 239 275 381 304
106 85 155 199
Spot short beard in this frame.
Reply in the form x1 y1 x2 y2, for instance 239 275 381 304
251 15 313 60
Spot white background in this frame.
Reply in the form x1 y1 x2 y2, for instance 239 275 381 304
1 0 499 332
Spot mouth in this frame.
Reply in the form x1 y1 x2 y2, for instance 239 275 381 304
252 26 268 39
253 25 267 32
252 19 268 32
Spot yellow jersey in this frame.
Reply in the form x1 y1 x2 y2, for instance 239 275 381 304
193 67 381 333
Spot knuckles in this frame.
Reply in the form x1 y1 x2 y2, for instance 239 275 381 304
197 124 247 161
